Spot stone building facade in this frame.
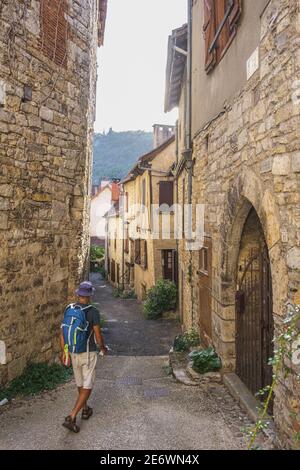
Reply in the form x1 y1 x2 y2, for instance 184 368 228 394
105 136 177 301
0 0 107 384
165 0 300 449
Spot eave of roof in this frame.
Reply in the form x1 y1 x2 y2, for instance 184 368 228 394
120 135 176 184
91 184 111 201
164 23 188 113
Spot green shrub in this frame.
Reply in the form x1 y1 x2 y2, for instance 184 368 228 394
189 347 222 374
120 289 137 299
112 287 123 298
173 328 200 352
98 265 107 279
144 279 177 320
90 245 105 261
113 288 137 299
0 362 73 401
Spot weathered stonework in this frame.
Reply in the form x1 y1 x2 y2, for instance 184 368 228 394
0 0 105 384
175 0 300 449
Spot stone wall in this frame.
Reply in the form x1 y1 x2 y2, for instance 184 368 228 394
0 0 99 383
177 0 300 448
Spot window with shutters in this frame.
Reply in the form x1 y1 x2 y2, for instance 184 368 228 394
124 227 129 253
117 264 120 284
141 179 146 209
111 260 116 283
135 239 141 265
141 240 148 270
159 181 174 211
197 238 212 344
203 0 242 73
130 239 135 264
41 0 68 68
199 247 209 275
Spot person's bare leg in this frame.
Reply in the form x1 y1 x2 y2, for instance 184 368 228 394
70 389 92 420
76 387 88 411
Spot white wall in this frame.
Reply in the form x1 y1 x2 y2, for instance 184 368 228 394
90 187 112 238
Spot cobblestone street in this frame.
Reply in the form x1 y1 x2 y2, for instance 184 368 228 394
0 275 262 450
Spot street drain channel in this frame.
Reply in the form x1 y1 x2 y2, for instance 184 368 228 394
143 388 170 399
116 377 143 386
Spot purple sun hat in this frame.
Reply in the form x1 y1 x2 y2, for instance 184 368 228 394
76 281 95 297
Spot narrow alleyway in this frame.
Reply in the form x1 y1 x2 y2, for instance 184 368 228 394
0 275 253 450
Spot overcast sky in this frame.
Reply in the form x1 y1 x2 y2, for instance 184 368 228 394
95 0 187 133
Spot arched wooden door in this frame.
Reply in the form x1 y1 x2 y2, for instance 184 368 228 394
235 209 274 396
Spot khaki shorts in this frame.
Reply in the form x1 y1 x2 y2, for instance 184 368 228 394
71 352 98 389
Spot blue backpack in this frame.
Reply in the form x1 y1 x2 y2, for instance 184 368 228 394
61 304 92 354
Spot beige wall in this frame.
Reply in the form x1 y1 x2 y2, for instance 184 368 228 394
106 214 123 287
90 186 112 238
192 0 270 134
107 140 177 300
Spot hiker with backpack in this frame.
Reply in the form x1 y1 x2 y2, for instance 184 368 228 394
60 281 107 433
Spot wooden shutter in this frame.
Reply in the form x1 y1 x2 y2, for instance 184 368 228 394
130 239 135 264
135 239 141 264
173 250 179 288
229 0 242 30
41 0 68 67
142 179 146 207
143 241 148 269
111 260 115 282
215 0 230 63
159 181 174 207
204 0 242 72
203 0 217 73
125 227 129 253
198 238 212 345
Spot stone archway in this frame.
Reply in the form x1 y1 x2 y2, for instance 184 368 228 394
217 169 288 373
235 207 274 395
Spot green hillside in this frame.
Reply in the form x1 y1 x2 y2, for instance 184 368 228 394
92 129 153 184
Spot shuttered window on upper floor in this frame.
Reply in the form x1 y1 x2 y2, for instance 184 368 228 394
125 227 129 253
41 0 68 68
135 239 141 265
141 179 146 207
159 181 174 209
203 0 242 73
142 240 148 270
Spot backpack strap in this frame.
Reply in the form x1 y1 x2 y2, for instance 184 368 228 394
79 305 93 365
61 304 73 329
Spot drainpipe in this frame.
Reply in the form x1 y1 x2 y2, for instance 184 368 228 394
121 185 125 291
175 119 180 312
186 0 194 326
186 0 193 206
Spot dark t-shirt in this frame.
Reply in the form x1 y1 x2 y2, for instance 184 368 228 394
77 303 101 352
